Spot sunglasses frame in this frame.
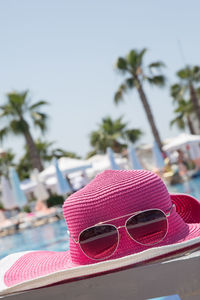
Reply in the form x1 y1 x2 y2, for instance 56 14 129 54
70 204 175 261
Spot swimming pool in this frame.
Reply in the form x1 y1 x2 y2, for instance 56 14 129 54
0 219 69 259
1 177 200 260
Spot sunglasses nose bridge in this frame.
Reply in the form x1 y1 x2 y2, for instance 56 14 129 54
116 225 134 245
117 225 126 230
117 224 133 239
115 224 125 235
117 225 128 240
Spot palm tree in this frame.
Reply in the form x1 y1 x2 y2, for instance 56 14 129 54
170 99 196 134
0 91 48 171
16 139 53 179
0 149 15 178
114 49 165 151
171 66 200 129
89 116 142 154
17 154 32 180
17 138 80 180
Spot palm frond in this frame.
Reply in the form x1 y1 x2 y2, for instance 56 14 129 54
34 138 54 152
29 100 49 110
177 67 191 80
52 148 80 159
137 48 147 66
147 75 166 87
114 84 127 105
124 128 143 143
0 127 10 142
7 91 28 115
86 150 97 159
125 77 135 89
170 83 184 99
115 57 128 72
31 111 48 133
0 104 16 117
148 61 165 69
10 119 29 134
126 48 147 71
173 99 194 121
126 50 138 69
176 65 200 82
192 66 200 82
170 114 185 129
196 87 200 99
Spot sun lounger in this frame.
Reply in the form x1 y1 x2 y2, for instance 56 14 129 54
0 249 200 300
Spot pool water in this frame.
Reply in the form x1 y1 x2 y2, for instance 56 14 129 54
167 177 200 199
1 177 200 260
0 219 68 259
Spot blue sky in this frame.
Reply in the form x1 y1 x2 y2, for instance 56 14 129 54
0 0 199 158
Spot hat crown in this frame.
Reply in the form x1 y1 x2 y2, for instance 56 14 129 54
63 170 172 264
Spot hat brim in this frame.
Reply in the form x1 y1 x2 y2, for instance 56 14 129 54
1 193 200 296
170 193 200 224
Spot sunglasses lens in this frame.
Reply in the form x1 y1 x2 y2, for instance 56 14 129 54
79 224 118 260
126 209 168 245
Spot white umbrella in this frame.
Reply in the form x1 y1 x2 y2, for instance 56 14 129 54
163 133 200 161
0 176 17 209
163 133 200 152
39 157 92 181
20 180 37 193
31 169 49 201
188 143 200 160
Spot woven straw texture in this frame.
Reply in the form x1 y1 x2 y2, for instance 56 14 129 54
63 170 200 265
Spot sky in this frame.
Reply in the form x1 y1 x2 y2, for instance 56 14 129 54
0 0 200 159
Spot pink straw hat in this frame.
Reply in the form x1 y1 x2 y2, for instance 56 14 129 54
1 169 200 295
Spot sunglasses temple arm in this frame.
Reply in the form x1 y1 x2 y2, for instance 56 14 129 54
166 204 175 217
67 230 79 244
97 211 142 225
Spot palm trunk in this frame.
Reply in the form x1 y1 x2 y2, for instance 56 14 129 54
186 115 196 135
189 84 200 129
136 80 163 151
24 130 43 171
112 140 123 153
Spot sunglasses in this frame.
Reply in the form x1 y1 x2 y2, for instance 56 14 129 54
69 204 175 261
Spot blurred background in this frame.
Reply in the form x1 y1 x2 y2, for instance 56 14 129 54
1 0 200 259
